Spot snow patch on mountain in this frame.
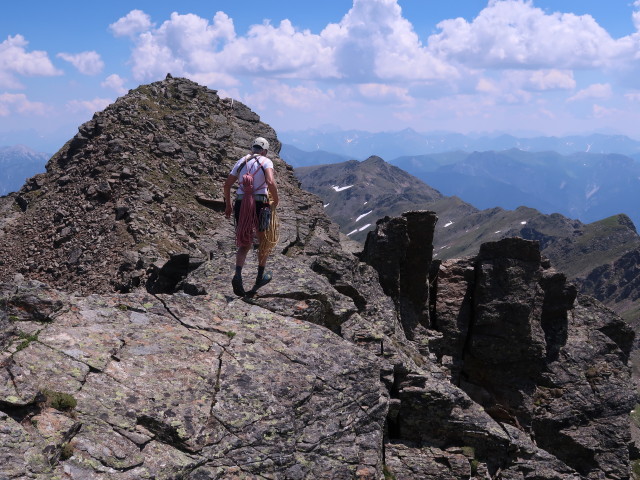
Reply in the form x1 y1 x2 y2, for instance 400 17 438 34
356 211 372 223
586 185 600 199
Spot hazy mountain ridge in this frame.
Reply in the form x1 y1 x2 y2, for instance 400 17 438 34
0 145 49 196
287 145 640 230
393 149 640 228
279 143 350 167
294 157 640 323
280 127 640 159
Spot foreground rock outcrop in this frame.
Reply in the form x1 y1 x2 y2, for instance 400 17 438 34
0 77 636 478
1 282 387 478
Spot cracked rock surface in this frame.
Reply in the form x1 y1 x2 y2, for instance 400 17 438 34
1 282 387 479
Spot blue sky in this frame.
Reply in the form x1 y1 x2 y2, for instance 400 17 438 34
2 0 640 152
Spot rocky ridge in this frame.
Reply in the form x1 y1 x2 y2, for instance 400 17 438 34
0 77 636 478
0 74 330 296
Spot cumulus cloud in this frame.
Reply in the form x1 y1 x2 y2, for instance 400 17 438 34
527 69 576 90
109 9 153 38
57 51 104 75
324 0 457 81
114 1 456 85
219 19 334 78
126 11 238 81
476 78 500 94
428 0 617 69
0 35 61 88
567 83 612 102
592 104 620 118
103 0 640 134
356 83 412 104
66 98 112 114
634 1 640 31
101 74 128 95
243 80 335 111
0 92 47 116
473 69 571 105
189 72 238 88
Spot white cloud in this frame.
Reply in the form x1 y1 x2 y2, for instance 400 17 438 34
101 74 128 95
592 104 620 118
538 108 556 119
474 72 539 104
476 78 500 94
634 1 640 31
189 72 238 88
324 0 457 81
356 83 412 104
0 93 47 116
116 1 457 85
57 51 104 75
243 80 335 111
53 0 640 138
219 19 335 78
127 11 238 81
66 98 112 114
428 0 618 69
567 83 612 102
109 9 153 38
527 69 575 90
0 35 61 88
625 92 640 102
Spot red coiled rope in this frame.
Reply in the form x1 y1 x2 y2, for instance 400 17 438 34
235 156 262 248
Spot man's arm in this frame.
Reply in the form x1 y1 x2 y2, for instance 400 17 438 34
265 168 279 209
223 174 237 218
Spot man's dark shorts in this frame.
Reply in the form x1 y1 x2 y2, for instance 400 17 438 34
234 198 268 230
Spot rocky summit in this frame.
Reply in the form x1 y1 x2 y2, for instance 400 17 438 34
0 76 637 478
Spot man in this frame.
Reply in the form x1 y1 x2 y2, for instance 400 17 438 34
223 137 279 296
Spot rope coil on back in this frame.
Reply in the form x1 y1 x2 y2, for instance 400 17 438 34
235 156 259 248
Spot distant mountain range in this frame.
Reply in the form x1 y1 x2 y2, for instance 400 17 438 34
280 128 640 159
0 145 49 196
295 156 640 323
279 144 350 167
284 145 640 229
392 149 640 228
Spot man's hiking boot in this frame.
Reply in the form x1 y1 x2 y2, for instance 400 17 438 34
232 274 245 297
248 271 272 295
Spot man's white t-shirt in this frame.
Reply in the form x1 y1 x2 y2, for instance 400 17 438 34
230 154 274 196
